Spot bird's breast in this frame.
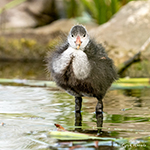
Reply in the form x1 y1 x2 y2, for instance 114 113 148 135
52 47 91 80
72 49 91 80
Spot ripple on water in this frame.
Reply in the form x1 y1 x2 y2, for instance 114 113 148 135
0 85 150 149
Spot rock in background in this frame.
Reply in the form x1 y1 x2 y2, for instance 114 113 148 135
90 0 150 65
0 0 58 28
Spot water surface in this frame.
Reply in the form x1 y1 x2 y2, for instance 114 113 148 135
0 62 150 149
0 84 150 149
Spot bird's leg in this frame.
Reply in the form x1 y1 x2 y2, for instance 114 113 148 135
75 97 82 131
96 97 103 133
75 97 82 112
75 111 82 131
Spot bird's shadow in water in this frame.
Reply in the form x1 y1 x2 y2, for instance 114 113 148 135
75 111 103 134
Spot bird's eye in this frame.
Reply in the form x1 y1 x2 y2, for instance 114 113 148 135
71 34 74 37
83 34 86 37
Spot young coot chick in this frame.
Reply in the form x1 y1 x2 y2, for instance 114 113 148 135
47 25 118 128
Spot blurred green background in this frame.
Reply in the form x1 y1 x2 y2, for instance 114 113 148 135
0 0 135 26
63 0 133 24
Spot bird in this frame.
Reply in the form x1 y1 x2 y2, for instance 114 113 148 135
47 25 118 130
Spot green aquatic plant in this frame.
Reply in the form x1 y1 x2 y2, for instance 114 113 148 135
0 0 134 26
76 0 133 24
63 0 83 18
0 0 26 14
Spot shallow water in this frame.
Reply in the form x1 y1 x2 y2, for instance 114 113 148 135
0 62 150 149
1 85 150 149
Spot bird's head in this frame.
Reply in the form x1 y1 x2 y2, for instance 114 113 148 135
68 25 90 50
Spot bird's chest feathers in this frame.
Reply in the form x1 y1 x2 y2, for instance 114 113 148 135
72 48 91 80
53 47 91 80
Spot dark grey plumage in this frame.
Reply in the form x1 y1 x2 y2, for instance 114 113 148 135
48 38 118 98
47 25 118 130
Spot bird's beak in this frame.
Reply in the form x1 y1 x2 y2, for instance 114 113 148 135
75 36 81 49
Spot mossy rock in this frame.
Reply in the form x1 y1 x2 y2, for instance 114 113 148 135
120 60 150 78
0 31 61 61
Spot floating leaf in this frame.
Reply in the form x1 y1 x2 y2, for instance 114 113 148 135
49 131 116 141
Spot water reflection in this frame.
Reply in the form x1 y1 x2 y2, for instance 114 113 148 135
1 61 150 149
1 85 150 149
75 106 103 133
123 89 143 107
75 112 82 131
